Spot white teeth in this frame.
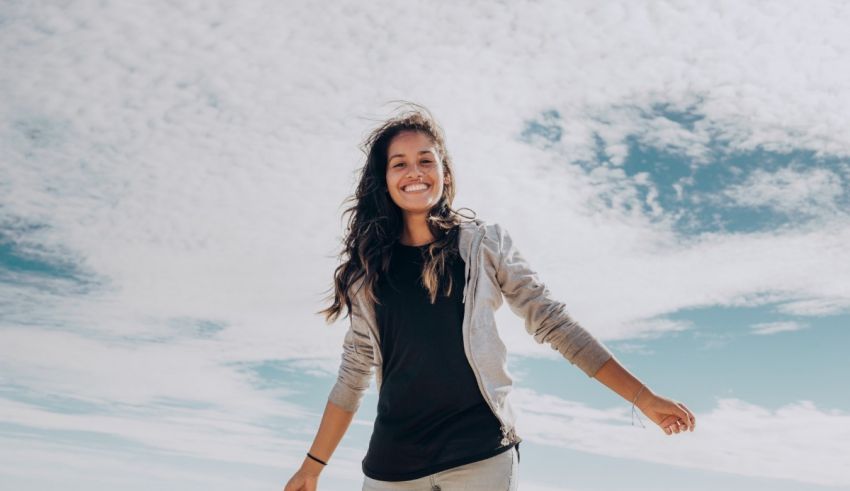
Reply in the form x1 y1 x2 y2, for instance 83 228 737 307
403 183 429 192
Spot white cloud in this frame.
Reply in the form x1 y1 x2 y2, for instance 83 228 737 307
520 482 583 491
608 341 655 355
721 167 845 215
775 297 850 316
2 0 849 356
3 0 850 488
0 433 365 491
511 388 850 487
0 326 307 415
0 438 270 491
750 320 809 335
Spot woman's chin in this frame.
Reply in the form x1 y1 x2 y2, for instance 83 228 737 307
399 202 437 214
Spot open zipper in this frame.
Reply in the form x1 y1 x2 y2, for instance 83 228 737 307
461 222 517 447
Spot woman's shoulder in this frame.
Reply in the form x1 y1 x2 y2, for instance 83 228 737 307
458 217 499 231
458 217 509 253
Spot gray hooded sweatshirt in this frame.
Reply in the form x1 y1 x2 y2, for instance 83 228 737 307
328 218 616 447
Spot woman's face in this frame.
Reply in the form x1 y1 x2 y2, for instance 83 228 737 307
385 130 448 215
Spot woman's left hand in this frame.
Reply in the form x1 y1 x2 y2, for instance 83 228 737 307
638 391 696 435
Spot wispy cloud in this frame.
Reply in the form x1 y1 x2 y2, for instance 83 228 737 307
750 320 809 335
721 167 845 216
3 0 850 489
512 388 850 487
775 297 850 316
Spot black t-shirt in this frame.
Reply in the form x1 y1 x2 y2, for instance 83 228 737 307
361 237 515 481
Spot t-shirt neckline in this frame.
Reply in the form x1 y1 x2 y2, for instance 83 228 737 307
396 240 435 249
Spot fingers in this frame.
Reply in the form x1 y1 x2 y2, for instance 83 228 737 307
647 396 696 435
663 421 680 435
658 403 696 435
283 477 303 491
677 402 696 431
658 415 678 435
663 419 686 435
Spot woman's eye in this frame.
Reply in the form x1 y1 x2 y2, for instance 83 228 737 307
392 160 431 168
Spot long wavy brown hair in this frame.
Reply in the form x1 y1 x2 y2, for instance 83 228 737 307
317 102 477 324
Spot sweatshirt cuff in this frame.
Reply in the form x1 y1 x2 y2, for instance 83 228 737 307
570 341 615 378
327 381 362 413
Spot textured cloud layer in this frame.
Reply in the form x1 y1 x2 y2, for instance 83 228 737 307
3 0 850 489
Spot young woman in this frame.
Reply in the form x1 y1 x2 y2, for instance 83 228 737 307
284 103 696 491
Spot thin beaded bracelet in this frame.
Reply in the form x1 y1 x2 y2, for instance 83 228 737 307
306 452 327 466
631 384 647 428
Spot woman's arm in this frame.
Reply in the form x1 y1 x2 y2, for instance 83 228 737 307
285 279 379 489
593 357 696 435
493 223 615 378
491 223 696 435
283 400 356 491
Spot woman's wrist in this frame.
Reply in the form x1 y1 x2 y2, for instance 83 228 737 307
634 385 655 410
300 455 326 476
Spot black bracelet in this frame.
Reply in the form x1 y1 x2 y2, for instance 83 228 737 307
306 452 327 466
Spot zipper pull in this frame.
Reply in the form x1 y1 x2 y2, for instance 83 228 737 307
500 425 510 447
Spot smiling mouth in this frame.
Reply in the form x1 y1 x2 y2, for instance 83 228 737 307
402 183 430 193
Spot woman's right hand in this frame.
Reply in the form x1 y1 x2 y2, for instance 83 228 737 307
283 469 319 491
283 459 324 491
637 391 696 435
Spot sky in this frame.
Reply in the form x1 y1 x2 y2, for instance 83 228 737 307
1 0 849 490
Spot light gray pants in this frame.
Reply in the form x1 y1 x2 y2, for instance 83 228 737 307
361 446 518 491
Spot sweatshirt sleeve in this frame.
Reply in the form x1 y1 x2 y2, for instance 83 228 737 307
493 223 615 377
327 281 379 412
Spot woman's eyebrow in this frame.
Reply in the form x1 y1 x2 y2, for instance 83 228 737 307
388 149 435 160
